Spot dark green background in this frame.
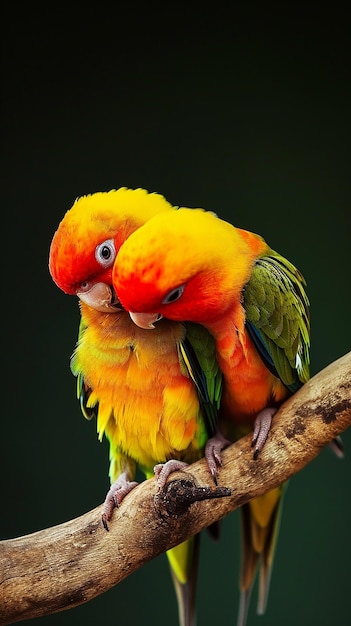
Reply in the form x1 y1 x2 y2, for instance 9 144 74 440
2 5 350 625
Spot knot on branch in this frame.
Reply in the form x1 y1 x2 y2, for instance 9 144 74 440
154 477 231 518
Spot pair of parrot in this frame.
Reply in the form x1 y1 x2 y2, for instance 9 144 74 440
49 187 311 626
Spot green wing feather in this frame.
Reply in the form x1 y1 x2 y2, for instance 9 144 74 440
71 317 98 421
244 249 310 392
240 249 310 626
178 322 223 437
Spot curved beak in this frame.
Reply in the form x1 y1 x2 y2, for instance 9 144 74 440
77 282 122 312
129 312 163 329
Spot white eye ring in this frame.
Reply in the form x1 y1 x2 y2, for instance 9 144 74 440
95 239 116 268
162 284 185 305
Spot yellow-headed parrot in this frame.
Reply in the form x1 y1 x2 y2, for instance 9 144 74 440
112 205 312 626
49 189 222 626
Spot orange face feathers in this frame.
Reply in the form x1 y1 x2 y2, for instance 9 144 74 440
114 208 266 323
49 187 174 295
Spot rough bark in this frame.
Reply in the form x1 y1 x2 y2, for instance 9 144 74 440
1 352 350 625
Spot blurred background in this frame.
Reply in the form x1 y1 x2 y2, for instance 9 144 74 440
2 4 350 625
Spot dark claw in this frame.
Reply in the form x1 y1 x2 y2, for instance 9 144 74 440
328 436 344 459
102 514 110 532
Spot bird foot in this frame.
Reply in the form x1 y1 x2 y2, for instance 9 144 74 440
102 471 138 530
251 407 277 459
154 460 189 492
205 429 232 484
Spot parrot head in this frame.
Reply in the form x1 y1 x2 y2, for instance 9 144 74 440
49 187 173 312
113 207 264 327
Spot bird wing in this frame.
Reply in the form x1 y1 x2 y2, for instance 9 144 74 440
178 321 223 437
244 250 310 393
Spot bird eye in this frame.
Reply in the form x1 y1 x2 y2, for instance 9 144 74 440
95 239 116 267
162 284 185 304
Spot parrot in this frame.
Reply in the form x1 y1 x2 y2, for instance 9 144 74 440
48 188 223 626
111 205 312 626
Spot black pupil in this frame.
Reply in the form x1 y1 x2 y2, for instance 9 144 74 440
101 246 111 259
168 289 180 302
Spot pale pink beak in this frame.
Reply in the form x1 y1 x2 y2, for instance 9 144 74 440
77 282 122 312
129 312 163 329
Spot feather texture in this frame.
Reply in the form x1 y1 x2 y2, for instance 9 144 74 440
113 205 311 626
49 189 222 626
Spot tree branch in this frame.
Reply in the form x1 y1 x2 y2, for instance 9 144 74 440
1 352 350 625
